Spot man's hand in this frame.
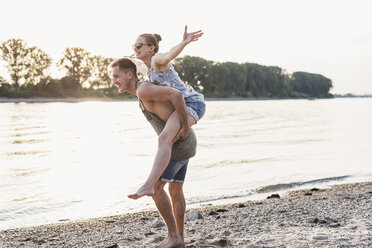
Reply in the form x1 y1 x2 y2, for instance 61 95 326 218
174 125 190 142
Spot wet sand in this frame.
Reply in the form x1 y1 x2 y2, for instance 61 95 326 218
1 181 372 247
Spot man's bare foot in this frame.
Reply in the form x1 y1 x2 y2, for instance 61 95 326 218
156 237 168 248
127 183 154 200
162 235 184 248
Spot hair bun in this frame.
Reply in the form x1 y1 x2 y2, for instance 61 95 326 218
154 34 162 43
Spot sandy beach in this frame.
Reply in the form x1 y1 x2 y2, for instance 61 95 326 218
1 181 371 247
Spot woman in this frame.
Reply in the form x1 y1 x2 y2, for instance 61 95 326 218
128 26 205 200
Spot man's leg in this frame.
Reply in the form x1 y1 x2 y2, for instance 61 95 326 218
168 182 186 239
152 180 184 248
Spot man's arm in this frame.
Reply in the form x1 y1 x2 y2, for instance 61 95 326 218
136 82 190 140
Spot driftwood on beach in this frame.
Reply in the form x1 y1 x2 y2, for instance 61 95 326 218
1 182 372 248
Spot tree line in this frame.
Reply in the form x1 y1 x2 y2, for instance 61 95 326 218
0 39 117 98
173 56 332 98
0 38 333 99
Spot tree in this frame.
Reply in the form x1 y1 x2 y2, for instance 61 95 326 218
0 75 8 95
243 63 266 97
58 47 91 90
24 46 52 85
0 75 7 85
0 39 29 89
207 62 231 97
263 66 286 97
290 71 333 97
221 62 246 97
174 55 213 92
0 39 52 89
37 77 63 97
88 56 114 89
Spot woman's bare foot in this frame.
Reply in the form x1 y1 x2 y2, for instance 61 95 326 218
127 183 154 199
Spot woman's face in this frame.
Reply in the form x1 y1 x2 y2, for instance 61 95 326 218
133 36 154 60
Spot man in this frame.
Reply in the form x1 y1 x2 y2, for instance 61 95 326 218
110 57 197 248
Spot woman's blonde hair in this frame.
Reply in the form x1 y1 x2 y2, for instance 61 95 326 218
139 33 162 53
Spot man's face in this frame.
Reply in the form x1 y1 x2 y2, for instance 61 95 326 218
111 66 130 93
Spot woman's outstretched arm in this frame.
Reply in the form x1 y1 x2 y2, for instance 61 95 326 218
153 25 203 68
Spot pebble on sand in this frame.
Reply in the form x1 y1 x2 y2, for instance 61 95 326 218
151 218 165 228
1 182 371 248
267 194 280 199
186 211 203 221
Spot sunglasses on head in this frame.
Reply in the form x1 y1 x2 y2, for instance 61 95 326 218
132 43 150 49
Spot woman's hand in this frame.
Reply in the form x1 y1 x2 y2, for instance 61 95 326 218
153 26 203 69
183 25 203 45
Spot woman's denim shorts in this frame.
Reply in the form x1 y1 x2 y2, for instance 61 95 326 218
185 101 206 122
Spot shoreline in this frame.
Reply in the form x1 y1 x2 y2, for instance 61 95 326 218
1 181 371 247
0 97 134 103
1 95 370 103
0 96 338 103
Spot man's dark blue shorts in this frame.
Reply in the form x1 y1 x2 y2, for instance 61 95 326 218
160 159 189 183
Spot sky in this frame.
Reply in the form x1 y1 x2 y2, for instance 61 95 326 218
1 0 371 94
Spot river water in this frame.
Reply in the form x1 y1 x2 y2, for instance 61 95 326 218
1 98 371 230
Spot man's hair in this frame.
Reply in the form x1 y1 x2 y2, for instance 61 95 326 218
109 57 137 75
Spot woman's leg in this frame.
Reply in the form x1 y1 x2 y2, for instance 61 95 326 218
128 112 195 199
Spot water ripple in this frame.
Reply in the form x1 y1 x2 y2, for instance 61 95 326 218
11 139 47 145
256 175 351 193
9 131 50 138
7 150 50 157
9 168 51 178
197 158 277 168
